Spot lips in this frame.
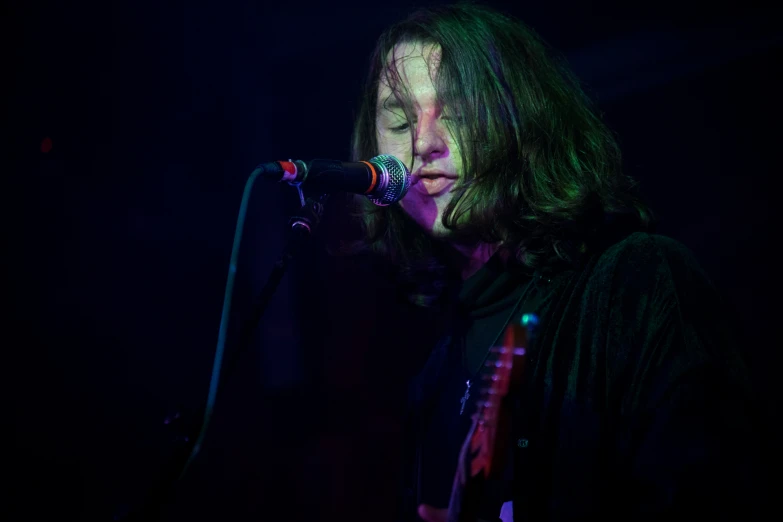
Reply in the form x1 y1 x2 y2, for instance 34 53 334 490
412 172 458 196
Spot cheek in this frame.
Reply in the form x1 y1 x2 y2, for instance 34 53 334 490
376 130 411 157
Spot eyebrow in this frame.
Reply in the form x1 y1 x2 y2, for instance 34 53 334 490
378 96 407 112
376 89 461 116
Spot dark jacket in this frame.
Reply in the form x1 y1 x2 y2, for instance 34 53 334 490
400 232 762 521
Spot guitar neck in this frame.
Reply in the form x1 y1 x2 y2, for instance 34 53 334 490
446 314 536 522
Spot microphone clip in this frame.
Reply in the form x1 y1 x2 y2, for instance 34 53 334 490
287 190 328 237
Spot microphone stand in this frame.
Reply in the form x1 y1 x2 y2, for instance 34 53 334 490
114 188 328 521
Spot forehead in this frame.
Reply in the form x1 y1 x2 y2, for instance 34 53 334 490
377 41 442 105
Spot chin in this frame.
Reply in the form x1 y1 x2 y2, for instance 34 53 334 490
426 224 453 239
399 205 454 239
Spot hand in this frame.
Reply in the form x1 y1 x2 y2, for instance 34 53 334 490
417 504 448 522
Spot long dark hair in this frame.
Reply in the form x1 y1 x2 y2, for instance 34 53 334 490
348 3 651 294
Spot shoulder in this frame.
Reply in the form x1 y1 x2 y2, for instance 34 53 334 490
597 231 701 272
574 231 726 355
588 231 713 296
582 232 742 376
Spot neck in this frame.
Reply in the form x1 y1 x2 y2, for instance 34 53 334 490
448 241 500 280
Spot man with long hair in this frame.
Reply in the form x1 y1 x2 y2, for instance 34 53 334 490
348 4 757 521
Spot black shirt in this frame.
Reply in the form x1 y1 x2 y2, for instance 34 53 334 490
409 252 537 518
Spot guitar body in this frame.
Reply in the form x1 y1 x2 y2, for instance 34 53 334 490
446 314 537 522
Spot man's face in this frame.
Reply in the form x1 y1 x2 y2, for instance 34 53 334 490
375 41 463 239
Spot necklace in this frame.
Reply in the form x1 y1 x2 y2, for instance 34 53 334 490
459 380 472 415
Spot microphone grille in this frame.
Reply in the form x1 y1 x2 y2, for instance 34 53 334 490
367 154 411 206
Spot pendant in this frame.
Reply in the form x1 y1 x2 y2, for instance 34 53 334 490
459 379 471 415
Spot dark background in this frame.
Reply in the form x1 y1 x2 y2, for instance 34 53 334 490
5 1 780 521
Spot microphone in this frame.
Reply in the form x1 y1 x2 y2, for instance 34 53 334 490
254 154 411 206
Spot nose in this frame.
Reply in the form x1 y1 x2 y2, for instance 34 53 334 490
414 114 448 161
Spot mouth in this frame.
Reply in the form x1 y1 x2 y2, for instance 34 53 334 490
412 172 458 195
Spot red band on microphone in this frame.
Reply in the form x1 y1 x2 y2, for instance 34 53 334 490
360 161 378 194
278 161 298 182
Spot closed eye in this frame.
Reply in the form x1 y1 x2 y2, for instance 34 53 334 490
389 122 411 133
